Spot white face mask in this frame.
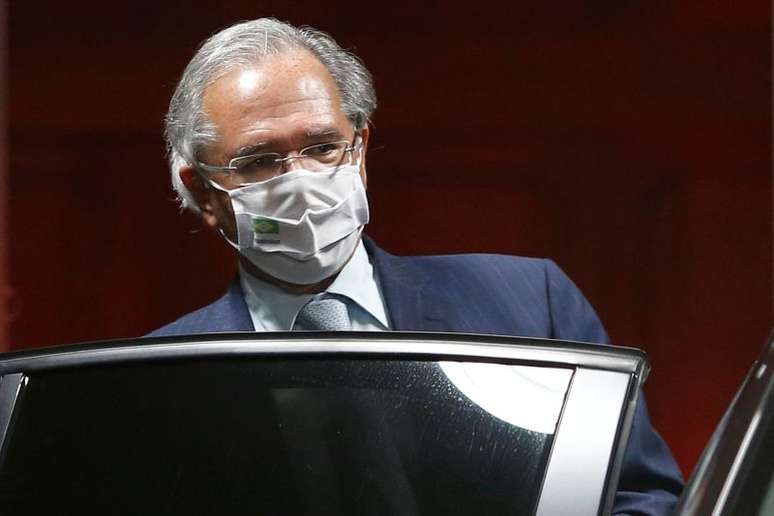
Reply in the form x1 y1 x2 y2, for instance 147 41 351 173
212 162 369 285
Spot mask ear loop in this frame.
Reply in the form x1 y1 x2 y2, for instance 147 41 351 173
205 176 243 249
196 168 232 194
189 165 243 248
217 227 243 250
348 134 365 167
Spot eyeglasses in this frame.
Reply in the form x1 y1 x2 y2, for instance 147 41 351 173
197 137 361 189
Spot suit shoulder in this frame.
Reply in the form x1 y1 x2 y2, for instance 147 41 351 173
402 253 556 306
409 253 607 344
409 252 551 276
364 238 553 279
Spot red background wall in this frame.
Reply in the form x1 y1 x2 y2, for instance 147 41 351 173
5 1 772 476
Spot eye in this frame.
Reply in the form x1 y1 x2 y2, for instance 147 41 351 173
303 142 342 157
233 153 281 171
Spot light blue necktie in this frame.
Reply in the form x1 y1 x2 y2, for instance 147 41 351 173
293 296 352 331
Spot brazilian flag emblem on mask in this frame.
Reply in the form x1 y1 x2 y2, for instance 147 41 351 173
251 218 279 234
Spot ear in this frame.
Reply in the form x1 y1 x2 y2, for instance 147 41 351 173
358 125 370 189
179 165 219 229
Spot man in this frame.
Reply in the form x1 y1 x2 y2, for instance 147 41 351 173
152 18 683 514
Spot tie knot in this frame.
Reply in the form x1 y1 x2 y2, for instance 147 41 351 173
293 296 352 331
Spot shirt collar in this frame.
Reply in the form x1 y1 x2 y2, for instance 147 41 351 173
327 241 390 328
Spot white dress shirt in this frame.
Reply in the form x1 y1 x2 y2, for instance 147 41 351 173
239 240 390 331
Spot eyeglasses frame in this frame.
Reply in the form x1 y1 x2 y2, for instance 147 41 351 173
195 133 362 178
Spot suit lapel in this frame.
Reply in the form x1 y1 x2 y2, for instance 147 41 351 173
364 237 457 332
212 279 255 332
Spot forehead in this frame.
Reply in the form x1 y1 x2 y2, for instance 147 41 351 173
201 50 351 156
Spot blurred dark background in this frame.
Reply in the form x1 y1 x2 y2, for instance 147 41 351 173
2 1 771 475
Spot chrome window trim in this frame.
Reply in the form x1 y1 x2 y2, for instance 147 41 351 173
600 377 642 515
0 373 25 462
0 332 648 377
675 335 774 515
535 369 633 516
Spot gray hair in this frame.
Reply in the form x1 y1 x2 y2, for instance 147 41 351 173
164 18 377 211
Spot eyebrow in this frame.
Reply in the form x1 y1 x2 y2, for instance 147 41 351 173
229 128 346 159
231 142 272 159
305 128 343 140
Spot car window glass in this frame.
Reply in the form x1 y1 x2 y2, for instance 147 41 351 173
0 358 573 515
440 362 572 433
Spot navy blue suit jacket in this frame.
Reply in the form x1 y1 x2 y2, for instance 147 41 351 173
151 238 684 515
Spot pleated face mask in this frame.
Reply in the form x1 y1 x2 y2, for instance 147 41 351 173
211 160 369 285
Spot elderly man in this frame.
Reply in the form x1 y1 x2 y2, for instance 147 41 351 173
151 18 683 514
